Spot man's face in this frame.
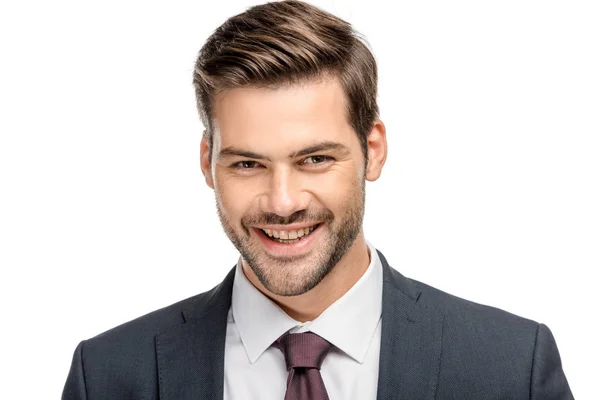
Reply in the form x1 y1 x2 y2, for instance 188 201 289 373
204 77 371 297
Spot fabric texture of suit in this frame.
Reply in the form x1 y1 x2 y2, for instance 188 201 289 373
62 251 573 399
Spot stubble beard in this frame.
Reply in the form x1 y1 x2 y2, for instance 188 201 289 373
215 180 365 297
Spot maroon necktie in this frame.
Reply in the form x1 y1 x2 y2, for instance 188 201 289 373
275 331 334 400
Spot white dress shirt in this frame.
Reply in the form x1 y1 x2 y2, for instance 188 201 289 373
224 242 383 400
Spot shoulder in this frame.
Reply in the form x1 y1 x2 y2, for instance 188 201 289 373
396 270 541 351
402 273 543 395
412 277 538 329
87 291 207 344
64 265 237 397
68 289 220 395
377 250 538 333
378 251 572 396
82 266 236 352
80 290 211 361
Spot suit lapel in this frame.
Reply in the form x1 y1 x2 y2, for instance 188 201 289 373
154 251 443 400
376 251 444 400
156 267 236 400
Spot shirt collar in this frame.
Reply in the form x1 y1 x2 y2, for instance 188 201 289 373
231 241 383 364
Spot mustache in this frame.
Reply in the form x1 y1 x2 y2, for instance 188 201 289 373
242 209 334 227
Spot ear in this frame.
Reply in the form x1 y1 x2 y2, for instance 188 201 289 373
365 120 387 181
200 132 215 189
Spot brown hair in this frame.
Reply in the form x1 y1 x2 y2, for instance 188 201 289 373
193 0 379 162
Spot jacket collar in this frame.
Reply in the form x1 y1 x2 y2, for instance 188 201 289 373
375 250 443 400
156 267 235 400
155 250 442 399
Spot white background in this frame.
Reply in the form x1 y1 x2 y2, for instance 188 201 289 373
0 0 598 398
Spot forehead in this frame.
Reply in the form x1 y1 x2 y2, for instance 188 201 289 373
212 77 357 152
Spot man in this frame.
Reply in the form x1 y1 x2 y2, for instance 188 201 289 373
62 1 573 399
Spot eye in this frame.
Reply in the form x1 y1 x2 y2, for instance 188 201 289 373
231 160 262 170
301 155 334 165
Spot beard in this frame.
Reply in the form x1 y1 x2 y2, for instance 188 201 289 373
215 180 365 297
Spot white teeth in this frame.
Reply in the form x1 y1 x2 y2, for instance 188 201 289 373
262 224 319 241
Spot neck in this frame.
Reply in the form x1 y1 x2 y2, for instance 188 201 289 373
243 232 371 322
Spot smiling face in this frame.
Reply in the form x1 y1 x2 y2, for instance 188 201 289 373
201 76 386 297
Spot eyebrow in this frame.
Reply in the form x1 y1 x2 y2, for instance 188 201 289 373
290 141 350 158
218 141 350 161
218 147 269 160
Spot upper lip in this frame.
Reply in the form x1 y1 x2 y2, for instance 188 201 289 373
253 222 321 231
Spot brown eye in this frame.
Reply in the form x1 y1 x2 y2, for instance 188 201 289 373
303 156 332 164
232 161 260 169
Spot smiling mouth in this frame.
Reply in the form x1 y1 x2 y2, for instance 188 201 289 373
258 224 320 244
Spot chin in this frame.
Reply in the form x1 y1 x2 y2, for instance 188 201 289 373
247 252 333 297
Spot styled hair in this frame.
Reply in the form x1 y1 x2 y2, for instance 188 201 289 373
193 0 379 162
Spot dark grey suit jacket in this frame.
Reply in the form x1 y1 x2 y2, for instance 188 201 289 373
63 251 573 399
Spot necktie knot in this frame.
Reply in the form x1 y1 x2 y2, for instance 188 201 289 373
276 331 333 371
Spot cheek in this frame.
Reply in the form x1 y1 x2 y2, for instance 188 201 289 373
304 169 361 208
214 172 261 217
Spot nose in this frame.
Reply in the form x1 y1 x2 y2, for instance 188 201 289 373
262 166 303 217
